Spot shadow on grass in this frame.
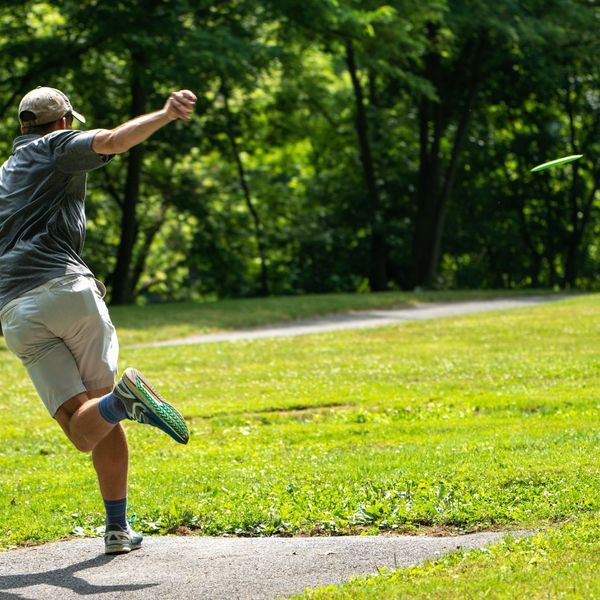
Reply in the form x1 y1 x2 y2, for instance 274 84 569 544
0 553 158 597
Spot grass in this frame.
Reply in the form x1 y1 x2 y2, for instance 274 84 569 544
0 291 598 598
298 516 600 598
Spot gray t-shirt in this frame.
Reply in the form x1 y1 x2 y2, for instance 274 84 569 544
0 129 112 310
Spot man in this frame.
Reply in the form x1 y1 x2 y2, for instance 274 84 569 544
0 86 196 554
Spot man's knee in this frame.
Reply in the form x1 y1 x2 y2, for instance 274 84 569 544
69 432 96 453
54 392 95 452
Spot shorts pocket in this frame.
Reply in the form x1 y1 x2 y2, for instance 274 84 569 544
94 279 107 299
0 300 19 326
1 306 28 358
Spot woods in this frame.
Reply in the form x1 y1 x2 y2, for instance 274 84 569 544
1 0 598 304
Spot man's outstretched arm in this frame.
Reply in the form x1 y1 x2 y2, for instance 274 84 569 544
91 89 196 155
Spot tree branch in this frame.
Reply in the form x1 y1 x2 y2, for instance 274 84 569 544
131 203 168 296
135 258 188 296
100 169 125 209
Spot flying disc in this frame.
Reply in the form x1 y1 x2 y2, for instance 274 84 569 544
530 154 583 173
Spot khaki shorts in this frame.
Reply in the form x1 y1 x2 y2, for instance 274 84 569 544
0 275 119 416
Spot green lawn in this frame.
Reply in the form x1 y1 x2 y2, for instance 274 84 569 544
0 291 598 598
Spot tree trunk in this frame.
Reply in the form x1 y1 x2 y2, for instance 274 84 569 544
561 83 599 289
130 204 168 297
515 197 542 288
412 23 443 288
412 29 487 288
563 166 582 288
222 85 269 296
563 174 598 288
110 55 147 305
345 39 387 291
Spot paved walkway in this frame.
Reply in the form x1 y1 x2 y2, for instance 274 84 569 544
147 295 563 347
0 531 526 600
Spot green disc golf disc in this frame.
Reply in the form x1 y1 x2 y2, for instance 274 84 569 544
530 154 583 173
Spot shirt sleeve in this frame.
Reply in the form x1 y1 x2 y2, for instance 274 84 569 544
51 130 114 174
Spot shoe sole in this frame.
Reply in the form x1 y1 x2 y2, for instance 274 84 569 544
105 543 142 555
122 368 189 444
105 544 132 555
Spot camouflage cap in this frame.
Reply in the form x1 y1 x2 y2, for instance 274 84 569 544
18 86 86 127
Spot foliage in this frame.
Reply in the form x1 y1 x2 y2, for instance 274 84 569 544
0 1 598 301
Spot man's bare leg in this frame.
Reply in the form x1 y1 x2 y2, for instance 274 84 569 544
88 387 129 501
92 424 129 499
55 387 135 554
52 370 188 554
54 387 129 500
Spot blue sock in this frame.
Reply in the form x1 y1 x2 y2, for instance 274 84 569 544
98 392 126 424
104 497 128 529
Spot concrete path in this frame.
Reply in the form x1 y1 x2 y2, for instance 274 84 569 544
146 295 562 347
0 531 523 600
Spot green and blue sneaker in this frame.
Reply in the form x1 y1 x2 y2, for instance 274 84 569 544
104 524 143 555
114 367 189 444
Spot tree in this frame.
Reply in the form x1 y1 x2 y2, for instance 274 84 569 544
411 0 600 288
0 0 598 302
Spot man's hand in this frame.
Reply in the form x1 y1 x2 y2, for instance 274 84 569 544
92 89 198 155
163 90 197 122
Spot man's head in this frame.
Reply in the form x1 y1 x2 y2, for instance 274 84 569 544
18 87 86 135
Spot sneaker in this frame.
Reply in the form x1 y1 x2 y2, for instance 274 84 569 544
104 524 143 555
114 367 189 444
